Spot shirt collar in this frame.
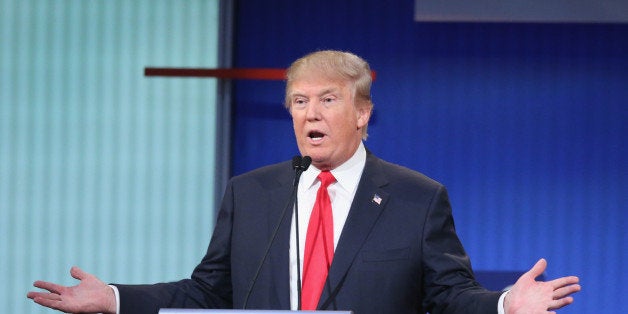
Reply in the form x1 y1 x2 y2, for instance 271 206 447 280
301 142 367 193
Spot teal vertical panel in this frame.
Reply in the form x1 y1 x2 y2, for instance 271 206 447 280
0 1 220 313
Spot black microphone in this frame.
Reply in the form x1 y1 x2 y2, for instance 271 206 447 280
242 155 311 309
293 156 311 185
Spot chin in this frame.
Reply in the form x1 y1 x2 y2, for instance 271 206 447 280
306 155 327 168
300 147 321 159
300 148 331 167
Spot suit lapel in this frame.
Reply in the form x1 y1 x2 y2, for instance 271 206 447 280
262 167 294 309
319 154 390 309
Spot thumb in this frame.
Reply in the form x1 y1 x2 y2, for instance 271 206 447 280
70 266 88 281
526 258 547 280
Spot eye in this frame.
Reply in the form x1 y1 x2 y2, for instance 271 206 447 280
292 97 307 109
321 96 336 104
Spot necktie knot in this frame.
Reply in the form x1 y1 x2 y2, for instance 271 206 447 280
317 171 336 188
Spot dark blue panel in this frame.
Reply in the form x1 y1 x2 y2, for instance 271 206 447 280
232 1 628 313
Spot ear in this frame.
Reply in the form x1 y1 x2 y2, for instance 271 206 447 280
356 105 372 129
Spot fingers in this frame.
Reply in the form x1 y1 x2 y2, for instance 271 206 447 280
548 296 574 310
30 266 88 295
553 282 581 299
70 266 88 280
27 290 65 311
31 294 64 311
32 280 65 295
526 258 548 279
27 291 61 301
549 278 580 310
550 275 579 289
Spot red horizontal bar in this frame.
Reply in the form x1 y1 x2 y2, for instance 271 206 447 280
145 67 377 81
144 68 287 80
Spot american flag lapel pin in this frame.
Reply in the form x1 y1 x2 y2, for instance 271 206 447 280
372 193 382 205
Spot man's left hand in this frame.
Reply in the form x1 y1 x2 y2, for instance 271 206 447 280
504 258 581 314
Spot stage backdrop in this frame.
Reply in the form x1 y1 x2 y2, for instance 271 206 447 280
231 1 627 313
0 1 219 313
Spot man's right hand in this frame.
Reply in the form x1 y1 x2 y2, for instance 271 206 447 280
27 266 117 314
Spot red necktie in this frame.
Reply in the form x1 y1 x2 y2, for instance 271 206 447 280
301 171 336 310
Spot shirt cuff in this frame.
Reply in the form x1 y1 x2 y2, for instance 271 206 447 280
108 285 121 314
497 290 509 314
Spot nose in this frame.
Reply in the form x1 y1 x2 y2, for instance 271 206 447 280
305 100 322 121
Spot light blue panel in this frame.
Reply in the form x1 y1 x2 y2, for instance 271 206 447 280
0 1 220 313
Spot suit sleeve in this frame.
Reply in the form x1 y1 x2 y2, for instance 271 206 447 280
112 180 236 314
421 185 501 314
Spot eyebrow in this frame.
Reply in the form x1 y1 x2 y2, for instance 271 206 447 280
289 87 341 99
318 88 341 98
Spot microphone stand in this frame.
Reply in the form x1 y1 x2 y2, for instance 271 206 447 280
294 156 311 310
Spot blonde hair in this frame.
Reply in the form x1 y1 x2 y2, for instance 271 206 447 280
285 50 373 139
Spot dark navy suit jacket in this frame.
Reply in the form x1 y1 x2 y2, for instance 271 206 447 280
115 152 501 313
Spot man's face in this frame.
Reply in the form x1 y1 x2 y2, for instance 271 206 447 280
287 74 371 170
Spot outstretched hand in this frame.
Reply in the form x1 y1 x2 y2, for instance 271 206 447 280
27 266 117 314
505 258 581 314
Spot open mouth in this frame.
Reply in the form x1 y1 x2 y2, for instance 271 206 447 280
308 130 325 141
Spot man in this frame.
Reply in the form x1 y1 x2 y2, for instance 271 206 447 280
27 50 580 313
